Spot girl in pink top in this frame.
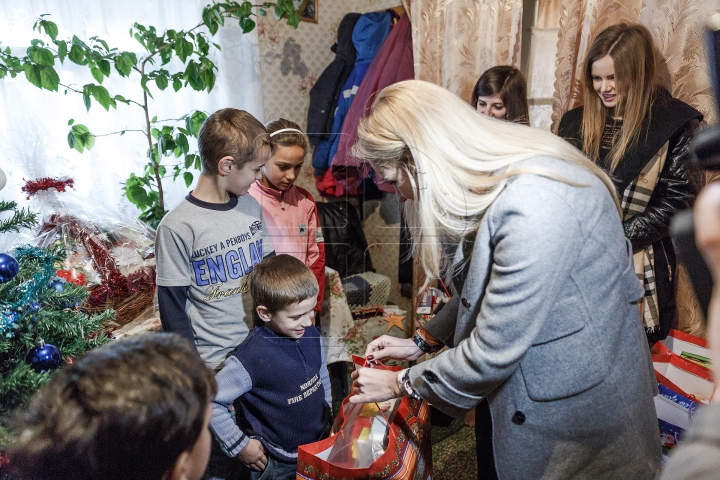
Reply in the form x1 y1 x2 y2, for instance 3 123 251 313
249 119 325 312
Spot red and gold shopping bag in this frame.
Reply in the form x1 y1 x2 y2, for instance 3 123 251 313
296 357 432 479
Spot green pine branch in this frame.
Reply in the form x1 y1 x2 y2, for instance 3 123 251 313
0 201 38 234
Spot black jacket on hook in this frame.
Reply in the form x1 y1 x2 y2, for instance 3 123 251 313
307 13 361 145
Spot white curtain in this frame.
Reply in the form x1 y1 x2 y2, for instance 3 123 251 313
0 0 264 246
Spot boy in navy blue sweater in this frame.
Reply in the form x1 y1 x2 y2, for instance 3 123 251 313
208 254 331 480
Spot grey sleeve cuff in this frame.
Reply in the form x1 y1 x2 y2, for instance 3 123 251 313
209 356 253 457
319 341 332 407
422 295 460 348
408 361 483 417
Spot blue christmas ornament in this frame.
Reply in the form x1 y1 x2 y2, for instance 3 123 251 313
50 278 65 292
25 339 62 373
0 253 19 283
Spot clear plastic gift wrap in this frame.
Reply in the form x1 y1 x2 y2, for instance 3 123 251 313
326 398 398 468
22 178 157 328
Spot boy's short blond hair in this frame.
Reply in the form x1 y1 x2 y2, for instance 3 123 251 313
250 254 319 313
198 108 269 174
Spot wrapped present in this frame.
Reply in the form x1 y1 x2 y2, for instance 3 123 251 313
21 178 157 329
652 351 714 464
297 356 432 479
653 329 712 368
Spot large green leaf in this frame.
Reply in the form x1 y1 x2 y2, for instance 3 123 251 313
183 171 193 187
98 59 111 76
127 185 149 208
68 44 85 65
23 64 42 89
114 52 134 76
196 34 209 56
39 20 58 41
155 74 168 90
70 124 95 152
174 37 193 63
90 66 104 84
140 74 154 98
175 133 189 154
90 85 113 110
55 40 67 64
29 47 54 66
240 17 256 34
39 65 59 91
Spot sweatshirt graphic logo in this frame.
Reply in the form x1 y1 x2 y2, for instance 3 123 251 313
191 225 265 302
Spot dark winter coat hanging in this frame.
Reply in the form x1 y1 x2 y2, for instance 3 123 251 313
306 13 361 145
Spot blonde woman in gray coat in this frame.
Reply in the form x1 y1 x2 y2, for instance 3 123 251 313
348 80 660 479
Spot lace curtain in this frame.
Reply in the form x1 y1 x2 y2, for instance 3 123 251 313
0 0 264 245
550 0 720 337
405 0 524 101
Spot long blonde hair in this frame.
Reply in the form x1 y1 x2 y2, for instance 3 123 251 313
580 23 658 172
352 80 619 280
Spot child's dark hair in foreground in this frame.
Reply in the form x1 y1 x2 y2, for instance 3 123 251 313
6 334 217 480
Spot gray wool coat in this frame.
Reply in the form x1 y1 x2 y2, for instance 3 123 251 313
411 157 661 479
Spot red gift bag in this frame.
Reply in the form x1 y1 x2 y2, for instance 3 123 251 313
296 357 432 479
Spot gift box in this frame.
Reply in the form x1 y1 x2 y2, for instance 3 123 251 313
652 350 714 464
653 329 712 368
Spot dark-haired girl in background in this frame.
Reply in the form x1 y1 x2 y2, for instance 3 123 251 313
471 65 530 125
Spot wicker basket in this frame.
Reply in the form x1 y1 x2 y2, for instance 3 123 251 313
83 289 155 328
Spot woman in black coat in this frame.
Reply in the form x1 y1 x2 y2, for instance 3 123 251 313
558 23 703 342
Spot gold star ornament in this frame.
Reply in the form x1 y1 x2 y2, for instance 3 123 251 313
384 313 406 331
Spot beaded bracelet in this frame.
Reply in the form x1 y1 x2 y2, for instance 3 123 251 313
397 368 421 400
412 329 443 354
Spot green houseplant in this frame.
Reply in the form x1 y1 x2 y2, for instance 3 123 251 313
0 1 299 227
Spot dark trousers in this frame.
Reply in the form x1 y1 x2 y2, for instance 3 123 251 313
475 399 498 480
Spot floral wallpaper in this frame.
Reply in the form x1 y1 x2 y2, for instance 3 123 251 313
257 0 412 313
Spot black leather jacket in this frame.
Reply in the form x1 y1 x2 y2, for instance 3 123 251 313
623 118 704 253
558 93 703 341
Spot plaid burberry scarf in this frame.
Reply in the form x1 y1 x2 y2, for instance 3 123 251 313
620 141 669 334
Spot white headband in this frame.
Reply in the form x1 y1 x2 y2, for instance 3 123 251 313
269 128 303 137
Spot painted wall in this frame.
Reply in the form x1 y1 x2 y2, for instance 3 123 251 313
257 0 412 313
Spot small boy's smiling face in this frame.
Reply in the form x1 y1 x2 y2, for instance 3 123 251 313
258 295 317 339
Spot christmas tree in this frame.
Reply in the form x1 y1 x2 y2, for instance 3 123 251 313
0 205 113 447
0 201 37 235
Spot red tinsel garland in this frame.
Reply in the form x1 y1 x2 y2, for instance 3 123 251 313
21 177 75 199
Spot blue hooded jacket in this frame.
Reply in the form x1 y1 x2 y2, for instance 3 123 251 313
312 11 392 175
